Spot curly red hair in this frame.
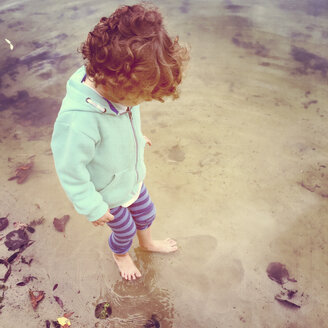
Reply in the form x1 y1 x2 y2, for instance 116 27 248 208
78 3 189 103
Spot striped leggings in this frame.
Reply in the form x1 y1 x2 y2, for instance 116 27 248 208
107 184 156 254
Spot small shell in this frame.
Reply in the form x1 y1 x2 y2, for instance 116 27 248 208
5 38 14 50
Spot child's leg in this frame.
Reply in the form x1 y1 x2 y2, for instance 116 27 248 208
128 184 178 253
107 206 141 280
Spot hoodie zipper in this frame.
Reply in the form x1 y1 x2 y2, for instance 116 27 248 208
126 107 139 182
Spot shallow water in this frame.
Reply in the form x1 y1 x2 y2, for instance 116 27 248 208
0 0 328 327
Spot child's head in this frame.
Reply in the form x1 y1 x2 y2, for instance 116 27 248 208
79 3 189 105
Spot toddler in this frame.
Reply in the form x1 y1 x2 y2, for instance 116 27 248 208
51 3 189 280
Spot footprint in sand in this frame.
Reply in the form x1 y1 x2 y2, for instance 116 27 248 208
162 235 245 313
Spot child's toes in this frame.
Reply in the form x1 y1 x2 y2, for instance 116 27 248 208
136 270 142 278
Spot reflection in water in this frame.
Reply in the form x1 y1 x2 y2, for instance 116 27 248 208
99 249 174 328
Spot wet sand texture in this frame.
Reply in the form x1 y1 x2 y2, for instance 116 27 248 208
0 0 328 327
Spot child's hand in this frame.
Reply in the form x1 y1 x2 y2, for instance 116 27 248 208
144 135 152 146
92 209 114 226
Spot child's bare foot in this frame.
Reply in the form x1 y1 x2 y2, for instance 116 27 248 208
140 238 178 253
112 252 142 281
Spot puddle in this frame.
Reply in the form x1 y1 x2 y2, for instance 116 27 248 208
100 251 175 328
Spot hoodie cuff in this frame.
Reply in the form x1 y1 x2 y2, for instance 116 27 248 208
87 202 109 222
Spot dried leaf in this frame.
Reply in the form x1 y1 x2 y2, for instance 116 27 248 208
21 256 33 266
4 229 29 251
3 265 11 283
0 260 11 283
7 251 20 263
19 240 35 253
275 293 301 308
53 215 70 232
17 275 36 286
52 321 61 328
267 262 295 285
27 226 35 233
0 217 9 231
17 282 26 286
29 217 45 227
23 275 37 284
29 290 45 310
54 295 64 308
8 160 34 184
64 312 74 318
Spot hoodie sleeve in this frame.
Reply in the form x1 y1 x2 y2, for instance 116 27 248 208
51 122 108 221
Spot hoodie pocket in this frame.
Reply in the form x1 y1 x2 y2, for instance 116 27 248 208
99 168 136 205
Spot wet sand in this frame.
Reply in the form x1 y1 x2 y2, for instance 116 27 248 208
0 0 328 327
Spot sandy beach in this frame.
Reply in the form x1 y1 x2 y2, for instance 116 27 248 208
0 0 328 327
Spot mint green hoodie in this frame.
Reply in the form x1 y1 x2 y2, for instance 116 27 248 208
51 66 147 221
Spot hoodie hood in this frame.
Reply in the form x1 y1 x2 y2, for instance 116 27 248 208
60 65 128 116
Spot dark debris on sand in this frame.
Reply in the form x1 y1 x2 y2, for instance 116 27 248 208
290 46 328 77
266 262 308 309
0 214 41 314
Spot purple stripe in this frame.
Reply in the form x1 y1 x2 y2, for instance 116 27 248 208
129 188 147 206
133 208 156 220
139 187 147 198
114 220 133 232
132 203 154 216
109 214 131 230
133 191 149 204
112 234 133 245
134 212 155 222
115 230 136 239
110 207 122 216
115 220 135 235
131 197 151 209
109 210 129 228
113 239 131 247
134 214 154 222
129 193 149 209
109 237 132 254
